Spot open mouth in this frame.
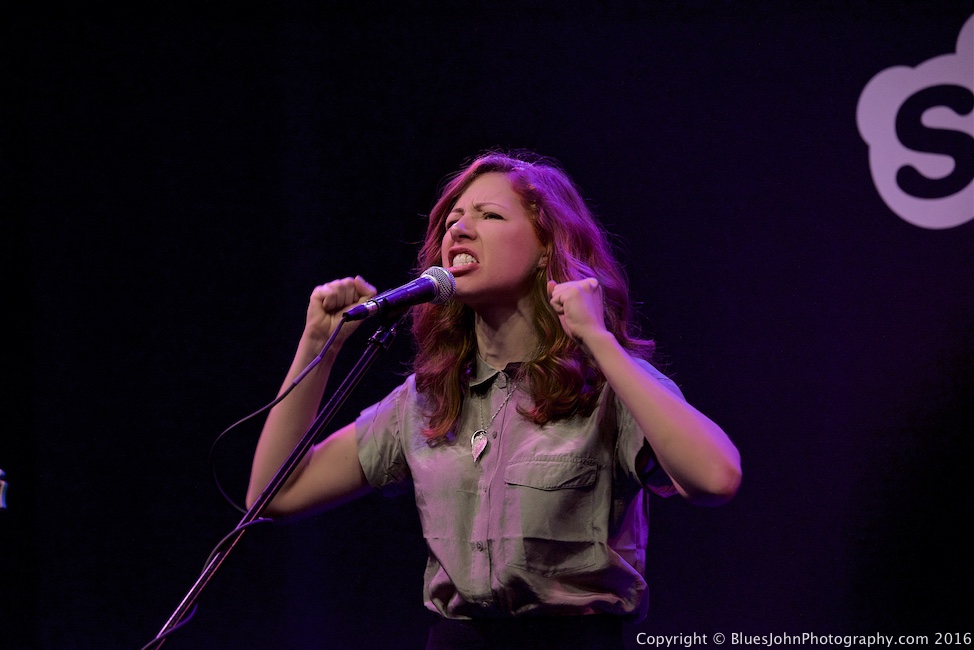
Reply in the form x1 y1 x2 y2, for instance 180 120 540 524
451 253 478 268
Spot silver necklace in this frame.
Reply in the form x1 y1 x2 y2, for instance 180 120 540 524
471 381 518 462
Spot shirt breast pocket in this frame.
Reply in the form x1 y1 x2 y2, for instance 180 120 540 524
503 455 598 576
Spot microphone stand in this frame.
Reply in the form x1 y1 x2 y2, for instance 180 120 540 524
145 313 406 649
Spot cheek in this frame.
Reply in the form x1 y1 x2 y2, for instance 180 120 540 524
439 233 450 262
503 232 544 267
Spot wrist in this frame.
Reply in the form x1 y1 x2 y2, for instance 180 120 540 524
299 329 341 364
579 328 619 359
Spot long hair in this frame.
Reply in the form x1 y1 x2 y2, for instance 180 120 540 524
411 150 654 440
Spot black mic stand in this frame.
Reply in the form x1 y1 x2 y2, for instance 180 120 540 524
145 313 406 649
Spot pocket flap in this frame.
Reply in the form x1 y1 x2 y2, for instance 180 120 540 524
504 456 597 490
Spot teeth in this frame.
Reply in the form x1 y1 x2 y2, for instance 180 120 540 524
452 253 478 267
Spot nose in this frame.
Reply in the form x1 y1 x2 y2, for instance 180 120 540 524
449 216 474 241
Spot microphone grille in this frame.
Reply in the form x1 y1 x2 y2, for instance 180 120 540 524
421 266 456 304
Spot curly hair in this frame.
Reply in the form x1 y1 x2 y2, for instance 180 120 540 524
410 150 654 440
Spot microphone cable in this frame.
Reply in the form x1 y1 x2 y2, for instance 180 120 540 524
207 319 347 513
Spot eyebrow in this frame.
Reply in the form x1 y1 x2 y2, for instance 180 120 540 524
448 202 506 215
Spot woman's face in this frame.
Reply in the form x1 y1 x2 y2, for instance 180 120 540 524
441 172 546 309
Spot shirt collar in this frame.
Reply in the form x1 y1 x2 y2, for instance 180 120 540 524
470 355 523 388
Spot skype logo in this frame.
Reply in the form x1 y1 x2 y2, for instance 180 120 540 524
857 14 974 230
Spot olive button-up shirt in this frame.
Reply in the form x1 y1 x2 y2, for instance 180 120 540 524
356 356 682 621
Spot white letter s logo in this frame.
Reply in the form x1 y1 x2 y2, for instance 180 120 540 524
857 14 974 229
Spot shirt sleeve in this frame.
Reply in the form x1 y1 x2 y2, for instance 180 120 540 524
355 378 414 490
615 359 685 498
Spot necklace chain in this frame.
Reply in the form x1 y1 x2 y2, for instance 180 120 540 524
480 381 518 432
471 379 518 462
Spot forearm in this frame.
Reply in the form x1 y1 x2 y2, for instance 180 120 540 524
585 330 741 505
245 334 337 509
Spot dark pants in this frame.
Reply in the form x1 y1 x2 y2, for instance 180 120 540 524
425 615 625 650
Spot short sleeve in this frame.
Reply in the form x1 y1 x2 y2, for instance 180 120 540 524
615 359 685 498
355 379 414 490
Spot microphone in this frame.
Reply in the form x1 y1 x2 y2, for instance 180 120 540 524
343 266 456 321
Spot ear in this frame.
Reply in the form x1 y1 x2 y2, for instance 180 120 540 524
537 252 548 268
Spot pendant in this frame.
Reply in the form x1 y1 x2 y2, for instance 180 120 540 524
471 429 489 462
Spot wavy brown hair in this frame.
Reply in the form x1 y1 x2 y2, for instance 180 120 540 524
411 150 655 440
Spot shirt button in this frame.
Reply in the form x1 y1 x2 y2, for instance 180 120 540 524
491 431 497 439
497 375 508 389
476 541 484 551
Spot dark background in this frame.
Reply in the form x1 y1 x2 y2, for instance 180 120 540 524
3 2 972 648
